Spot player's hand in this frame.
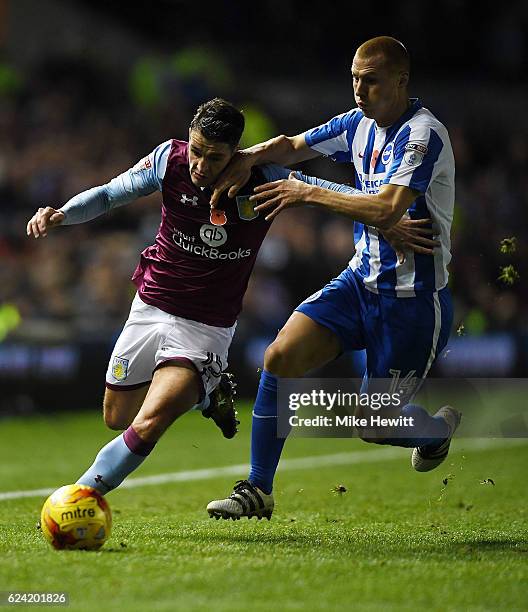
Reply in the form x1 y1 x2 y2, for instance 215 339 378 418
210 151 255 209
251 171 311 221
26 206 65 239
381 218 440 263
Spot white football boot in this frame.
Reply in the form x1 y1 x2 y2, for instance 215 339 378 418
207 480 274 520
412 406 462 472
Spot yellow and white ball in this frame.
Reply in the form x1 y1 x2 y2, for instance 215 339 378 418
40 484 112 550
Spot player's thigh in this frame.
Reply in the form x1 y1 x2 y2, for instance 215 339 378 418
106 295 170 390
366 288 453 397
131 363 202 442
103 385 149 430
266 269 366 377
156 314 236 400
265 311 342 377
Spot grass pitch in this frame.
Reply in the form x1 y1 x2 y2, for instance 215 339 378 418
0 406 527 611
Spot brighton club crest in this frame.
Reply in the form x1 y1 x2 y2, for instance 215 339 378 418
112 356 129 381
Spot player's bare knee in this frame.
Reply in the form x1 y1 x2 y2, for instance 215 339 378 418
103 397 129 430
264 341 285 375
131 414 166 443
103 404 127 430
264 340 304 377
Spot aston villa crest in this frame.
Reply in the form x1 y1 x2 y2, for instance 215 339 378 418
112 356 129 381
236 195 259 221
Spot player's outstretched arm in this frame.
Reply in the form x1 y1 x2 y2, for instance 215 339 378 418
252 174 418 229
25 181 135 240
293 172 439 260
26 206 65 239
210 134 318 208
25 142 169 239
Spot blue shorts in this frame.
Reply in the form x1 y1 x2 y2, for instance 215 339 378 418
296 267 453 380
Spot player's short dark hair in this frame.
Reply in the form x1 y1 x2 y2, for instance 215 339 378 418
189 98 244 149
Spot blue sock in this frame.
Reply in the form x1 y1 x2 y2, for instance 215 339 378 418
248 371 285 494
76 426 156 494
386 404 449 448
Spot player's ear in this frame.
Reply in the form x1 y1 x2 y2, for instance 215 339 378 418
398 71 409 89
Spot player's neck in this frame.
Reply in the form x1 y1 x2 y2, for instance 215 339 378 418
376 97 411 128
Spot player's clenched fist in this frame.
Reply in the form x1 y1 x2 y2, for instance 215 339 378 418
26 206 65 239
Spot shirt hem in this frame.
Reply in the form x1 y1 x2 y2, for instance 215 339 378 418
348 266 448 297
136 290 237 328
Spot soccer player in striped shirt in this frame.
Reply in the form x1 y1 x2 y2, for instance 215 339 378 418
207 37 460 520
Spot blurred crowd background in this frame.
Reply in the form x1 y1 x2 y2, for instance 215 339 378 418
1 0 527 411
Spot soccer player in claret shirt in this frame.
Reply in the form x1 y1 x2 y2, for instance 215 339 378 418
207 37 460 521
28 98 427 495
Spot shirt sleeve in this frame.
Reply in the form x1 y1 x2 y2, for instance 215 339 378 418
260 164 291 182
60 141 171 225
302 110 359 163
260 164 361 195
383 124 444 193
295 171 361 195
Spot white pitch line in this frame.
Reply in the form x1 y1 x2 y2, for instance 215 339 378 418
0 438 526 502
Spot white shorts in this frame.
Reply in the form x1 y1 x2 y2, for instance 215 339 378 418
105 294 236 399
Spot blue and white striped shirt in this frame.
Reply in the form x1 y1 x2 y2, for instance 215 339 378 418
304 99 455 296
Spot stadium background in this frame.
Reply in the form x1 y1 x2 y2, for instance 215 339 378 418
1 0 527 413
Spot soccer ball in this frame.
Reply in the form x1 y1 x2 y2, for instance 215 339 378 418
40 484 112 550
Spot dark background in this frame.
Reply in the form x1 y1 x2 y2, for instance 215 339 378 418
1 0 527 413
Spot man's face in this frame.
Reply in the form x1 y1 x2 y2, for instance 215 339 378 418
188 130 236 188
351 54 407 125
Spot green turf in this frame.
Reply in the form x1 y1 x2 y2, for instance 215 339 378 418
0 407 527 611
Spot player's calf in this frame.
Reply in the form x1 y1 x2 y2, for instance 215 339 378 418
77 365 200 494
